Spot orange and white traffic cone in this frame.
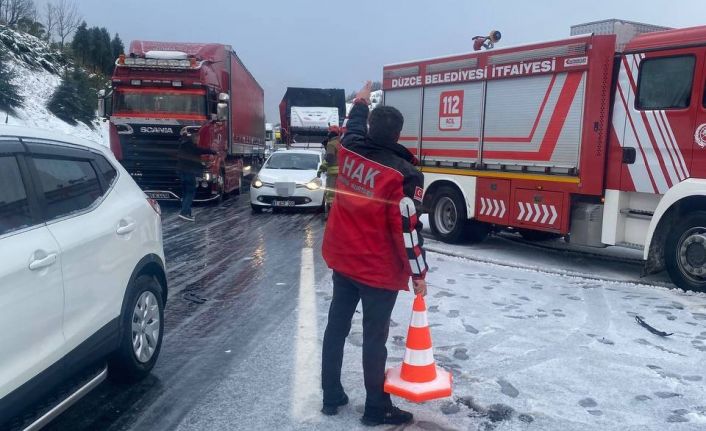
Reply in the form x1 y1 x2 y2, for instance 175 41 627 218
384 294 452 403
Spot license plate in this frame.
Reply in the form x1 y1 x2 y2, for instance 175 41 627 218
146 192 173 200
272 200 295 207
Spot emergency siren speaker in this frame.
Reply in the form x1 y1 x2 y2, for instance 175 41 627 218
473 30 502 51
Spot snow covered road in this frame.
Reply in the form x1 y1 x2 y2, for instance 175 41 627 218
46 196 706 431
177 250 706 431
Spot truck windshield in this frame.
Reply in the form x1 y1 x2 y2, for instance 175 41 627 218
265 153 319 170
114 88 206 118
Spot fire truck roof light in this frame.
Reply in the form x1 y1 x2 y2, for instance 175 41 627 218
118 54 126 65
131 80 141 86
172 81 183 87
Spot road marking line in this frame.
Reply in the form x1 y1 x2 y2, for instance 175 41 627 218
291 247 320 422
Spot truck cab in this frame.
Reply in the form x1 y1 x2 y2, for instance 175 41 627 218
101 41 264 202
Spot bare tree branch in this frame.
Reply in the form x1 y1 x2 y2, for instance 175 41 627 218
43 2 57 42
54 0 81 49
1 0 35 27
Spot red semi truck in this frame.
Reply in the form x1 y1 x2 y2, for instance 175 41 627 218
383 21 706 291
100 41 265 202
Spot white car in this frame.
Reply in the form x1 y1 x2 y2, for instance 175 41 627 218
250 149 325 212
0 126 167 429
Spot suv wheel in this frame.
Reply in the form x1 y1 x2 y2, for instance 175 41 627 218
109 274 164 382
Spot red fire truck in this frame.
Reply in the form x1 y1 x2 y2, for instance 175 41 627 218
101 41 265 202
383 22 706 291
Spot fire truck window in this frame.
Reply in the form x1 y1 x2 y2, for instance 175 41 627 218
636 55 695 110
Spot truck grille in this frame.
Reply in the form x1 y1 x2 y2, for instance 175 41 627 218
119 135 182 193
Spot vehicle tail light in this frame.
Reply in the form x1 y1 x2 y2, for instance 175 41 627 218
147 197 161 216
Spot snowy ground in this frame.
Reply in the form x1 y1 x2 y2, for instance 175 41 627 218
4 61 107 145
176 247 706 431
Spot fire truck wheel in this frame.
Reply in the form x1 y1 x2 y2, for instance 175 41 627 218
665 211 706 292
429 186 486 243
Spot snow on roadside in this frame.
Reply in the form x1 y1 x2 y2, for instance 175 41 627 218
320 252 706 430
4 61 107 146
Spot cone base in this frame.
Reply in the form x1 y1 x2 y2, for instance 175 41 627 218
384 364 452 403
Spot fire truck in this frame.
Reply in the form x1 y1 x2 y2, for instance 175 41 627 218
382 21 706 291
100 41 265 202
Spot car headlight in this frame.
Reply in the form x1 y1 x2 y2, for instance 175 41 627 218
202 172 213 181
252 177 263 188
305 178 322 190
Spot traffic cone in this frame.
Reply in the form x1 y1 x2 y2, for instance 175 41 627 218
384 294 452 403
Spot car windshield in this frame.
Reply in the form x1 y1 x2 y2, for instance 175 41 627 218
264 153 319 170
113 89 206 117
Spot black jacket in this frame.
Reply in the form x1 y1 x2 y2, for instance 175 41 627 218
176 138 216 175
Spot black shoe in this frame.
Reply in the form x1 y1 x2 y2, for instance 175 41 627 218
321 393 349 416
361 405 413 426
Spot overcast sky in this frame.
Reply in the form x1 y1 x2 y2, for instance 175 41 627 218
46 0 706 122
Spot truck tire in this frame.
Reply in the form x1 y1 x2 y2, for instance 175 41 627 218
108 275 165 383
665 211 706 292
429 186 487 244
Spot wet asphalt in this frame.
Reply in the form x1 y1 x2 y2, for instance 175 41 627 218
45 192 330 431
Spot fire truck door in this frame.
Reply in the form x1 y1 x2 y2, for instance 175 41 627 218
614 49 700 194
693 53 706 179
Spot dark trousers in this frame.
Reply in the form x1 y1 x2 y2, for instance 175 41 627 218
180 173 196 216
321 272 399 409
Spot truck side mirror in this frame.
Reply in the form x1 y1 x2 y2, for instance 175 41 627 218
97 89 112 120
217 93 229 121
217 103 229 121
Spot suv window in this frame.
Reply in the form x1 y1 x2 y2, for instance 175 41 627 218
0 156 33 236
33 157 102 221
637 55 695 110
93 154 118 189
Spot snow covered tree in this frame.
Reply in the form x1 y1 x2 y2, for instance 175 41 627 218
0 45 23 113
16 16 45 38
48 67 96 125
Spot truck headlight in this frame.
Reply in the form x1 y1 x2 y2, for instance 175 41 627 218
305 178 323 190
202 172 213 181
252 177 263 188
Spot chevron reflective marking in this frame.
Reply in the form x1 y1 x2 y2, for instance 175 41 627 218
532 203 541 223
480 197 487 215
516 202 558 225
540 204 550 224
499 200 506 218
492 199 500 217
549 205 558 225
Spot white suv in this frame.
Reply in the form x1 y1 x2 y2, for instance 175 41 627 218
0 126 168 429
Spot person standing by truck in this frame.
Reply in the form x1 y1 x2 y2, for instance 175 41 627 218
321 82 428 426
177 131 216 222
318 125 341 217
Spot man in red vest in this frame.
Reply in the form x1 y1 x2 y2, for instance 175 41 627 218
321 81 428 426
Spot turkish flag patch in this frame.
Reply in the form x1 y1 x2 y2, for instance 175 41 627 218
414 186 424 202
